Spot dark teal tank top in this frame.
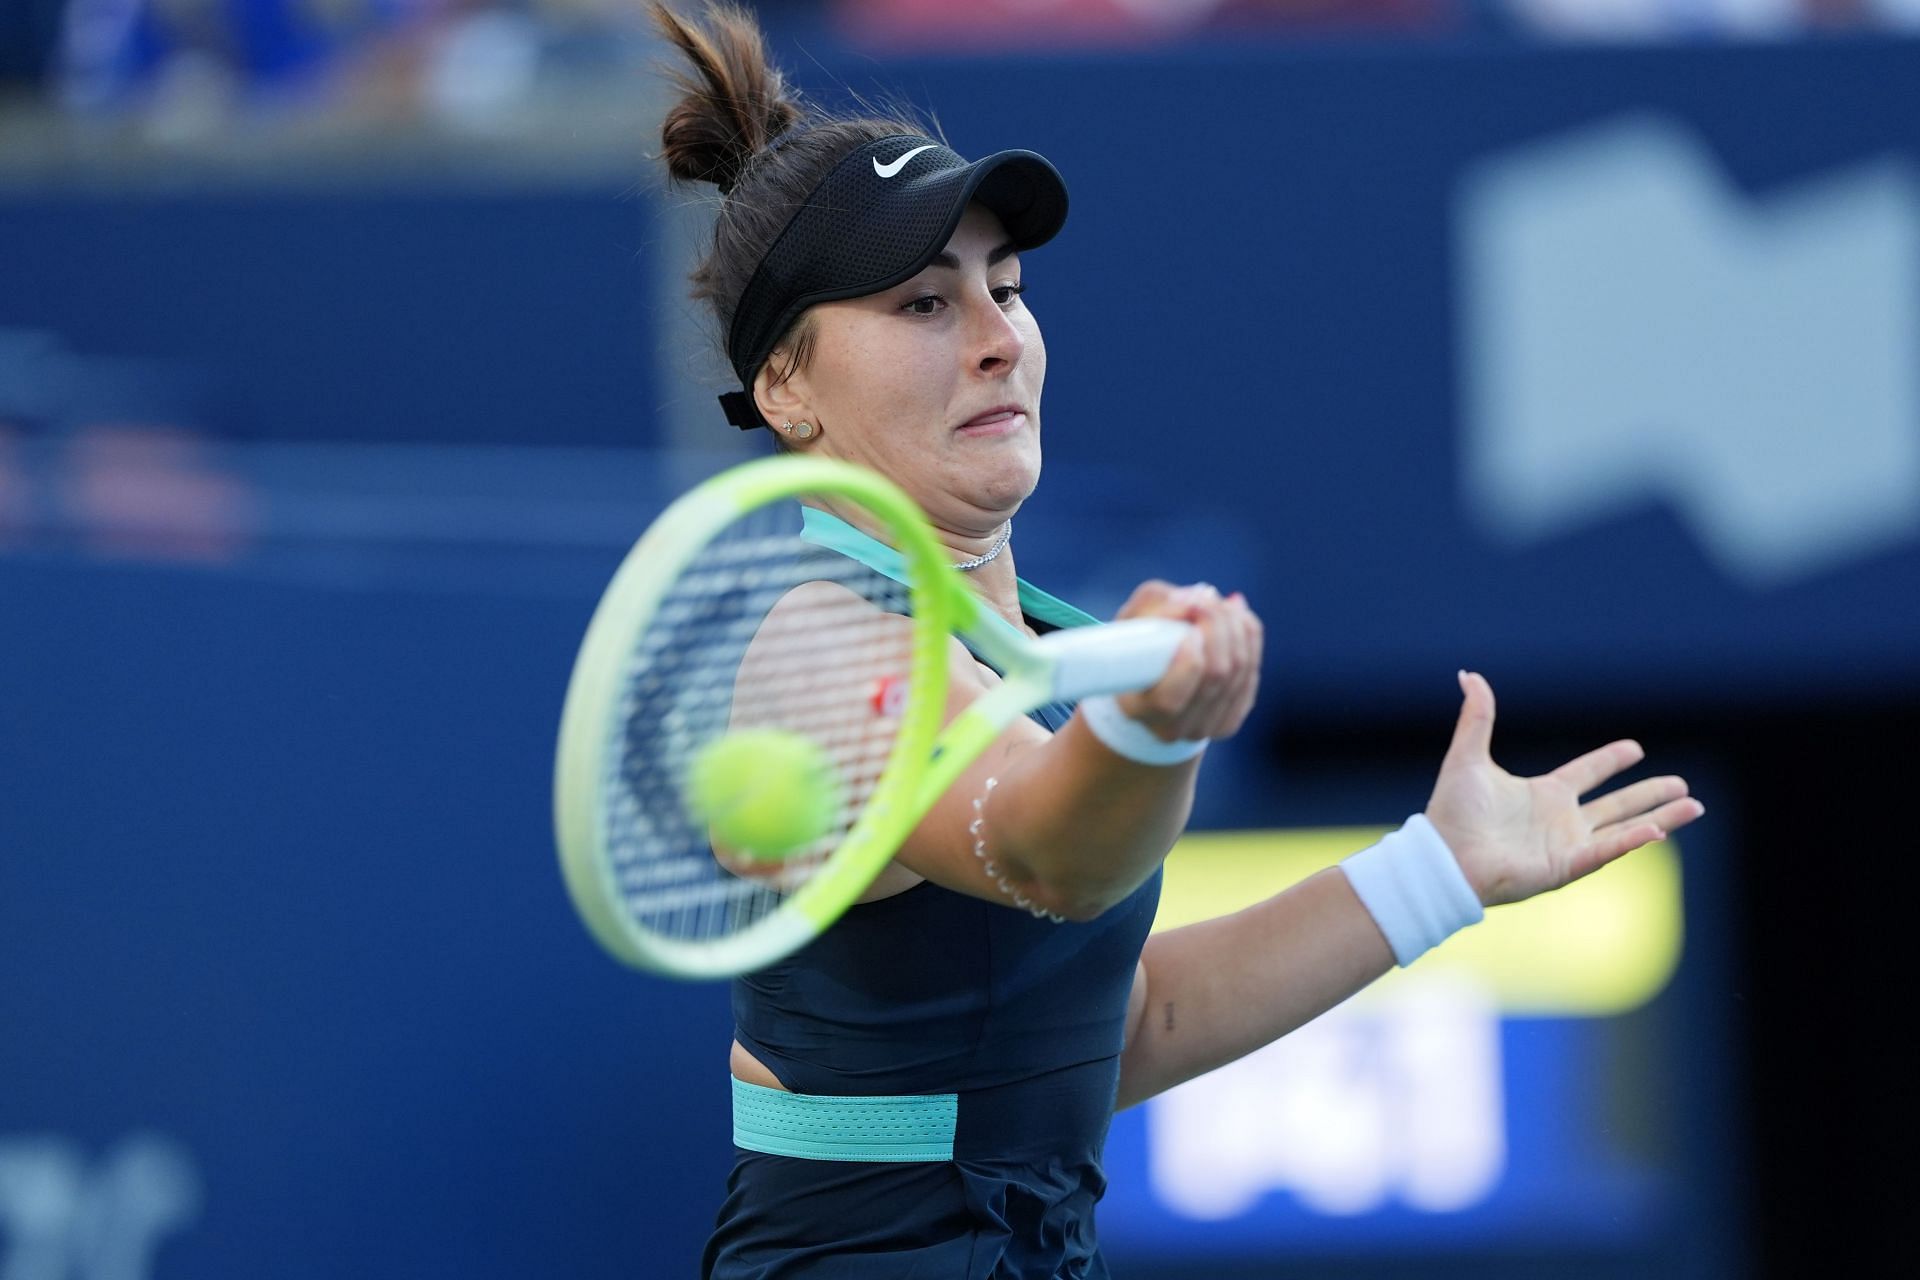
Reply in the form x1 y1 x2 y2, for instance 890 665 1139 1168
731 507 1162 1098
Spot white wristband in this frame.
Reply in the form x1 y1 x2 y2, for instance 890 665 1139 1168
1339 813 1484 967
1077 694 1207 766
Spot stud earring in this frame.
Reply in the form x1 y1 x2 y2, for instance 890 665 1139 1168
783 420 817 441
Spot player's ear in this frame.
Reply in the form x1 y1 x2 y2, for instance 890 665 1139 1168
753 328 816 431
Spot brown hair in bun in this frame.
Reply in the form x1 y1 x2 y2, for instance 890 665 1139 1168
649 3 932 400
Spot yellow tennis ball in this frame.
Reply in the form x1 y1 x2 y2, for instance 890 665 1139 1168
687 728 843 860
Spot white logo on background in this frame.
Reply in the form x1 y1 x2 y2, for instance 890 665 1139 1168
1146 974 1504 1219
1455 115 1920 587
873 145 938 179
0 1135 200 1280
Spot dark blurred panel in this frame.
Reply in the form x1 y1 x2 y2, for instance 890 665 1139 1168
0 187 656 447
0 0 64 88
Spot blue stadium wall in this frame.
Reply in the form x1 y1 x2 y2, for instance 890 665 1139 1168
5 33 1915 1279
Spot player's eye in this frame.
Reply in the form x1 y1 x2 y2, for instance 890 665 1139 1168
991 282 1027 307
902 294 945 317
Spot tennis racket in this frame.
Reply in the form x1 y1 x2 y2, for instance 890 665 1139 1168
553 455 1188 979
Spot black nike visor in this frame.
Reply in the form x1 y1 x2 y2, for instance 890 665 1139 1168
719 134 1069 431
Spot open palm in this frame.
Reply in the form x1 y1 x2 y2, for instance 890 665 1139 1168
1424 671 1705 908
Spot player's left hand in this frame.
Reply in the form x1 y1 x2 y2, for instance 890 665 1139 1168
1422 671 1705 908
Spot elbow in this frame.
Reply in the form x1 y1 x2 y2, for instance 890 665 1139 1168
1020 871 1147 922
1047 895 1114 924
992 828 1173 922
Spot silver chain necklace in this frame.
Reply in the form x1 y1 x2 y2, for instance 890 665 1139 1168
953 521 1012 572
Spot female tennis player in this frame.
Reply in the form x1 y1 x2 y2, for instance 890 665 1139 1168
647 5 1704 1276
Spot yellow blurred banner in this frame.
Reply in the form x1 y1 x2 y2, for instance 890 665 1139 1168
1154 828 1684 1018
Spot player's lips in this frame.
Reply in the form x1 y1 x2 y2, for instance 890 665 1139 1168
955 406 1027 435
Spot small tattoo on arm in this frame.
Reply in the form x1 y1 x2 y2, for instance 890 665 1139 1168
1162 1002 1175 1033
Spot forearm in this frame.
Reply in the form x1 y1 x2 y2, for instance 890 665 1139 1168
987 715 1200 919
892 583 1256 920
1113 867 1394 1110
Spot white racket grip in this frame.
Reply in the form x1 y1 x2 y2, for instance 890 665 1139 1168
1039 618 1193 704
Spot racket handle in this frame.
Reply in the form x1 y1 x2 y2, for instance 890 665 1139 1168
1041 618 1193 704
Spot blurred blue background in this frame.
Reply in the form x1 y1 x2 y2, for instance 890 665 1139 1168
3 2 1914 1277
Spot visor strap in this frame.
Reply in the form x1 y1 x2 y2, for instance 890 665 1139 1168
719 390 767 432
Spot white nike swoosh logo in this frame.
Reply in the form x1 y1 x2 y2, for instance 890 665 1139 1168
873 145 937 179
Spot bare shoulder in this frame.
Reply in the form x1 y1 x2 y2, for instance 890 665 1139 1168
747 578 998 696
732 574 1047 906
754 577 897 640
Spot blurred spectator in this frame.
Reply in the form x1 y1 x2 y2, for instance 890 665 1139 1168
831 0 1463 49
1496 0 1804 38
13 0 1920 125
45 0 666 126
56 0 390 114
832 0 1920 44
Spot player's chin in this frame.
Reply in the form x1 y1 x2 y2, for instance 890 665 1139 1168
971 453 1041 511
976 425 1038 467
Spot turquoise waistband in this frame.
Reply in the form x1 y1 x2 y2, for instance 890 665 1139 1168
731 1078 958 1163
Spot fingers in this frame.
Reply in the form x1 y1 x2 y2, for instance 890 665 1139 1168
1170 590 1260 740
1113 583 1263 742
1163 587 1232 735
1626 794 1706 839
1444 670 1497 766
1112 579 1184 623
1217 592 1262 735
1139 585 1230 739
1580 774 1688 829
1568 823 1661 882
1551 738 1645 796
1573 794 1707 881
1118 623 1207 730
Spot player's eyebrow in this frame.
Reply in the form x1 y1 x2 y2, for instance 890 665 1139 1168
927 241 1020 271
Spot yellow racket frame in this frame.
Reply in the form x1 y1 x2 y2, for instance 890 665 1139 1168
555 457 970 977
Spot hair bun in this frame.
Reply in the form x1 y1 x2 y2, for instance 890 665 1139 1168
652 2 804 193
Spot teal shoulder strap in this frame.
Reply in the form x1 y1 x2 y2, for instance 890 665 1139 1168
799 506 1098 639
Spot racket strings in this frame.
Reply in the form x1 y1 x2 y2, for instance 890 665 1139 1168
608 500 916 943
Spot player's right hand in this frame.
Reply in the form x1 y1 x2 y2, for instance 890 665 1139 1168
1111 580 1263 745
